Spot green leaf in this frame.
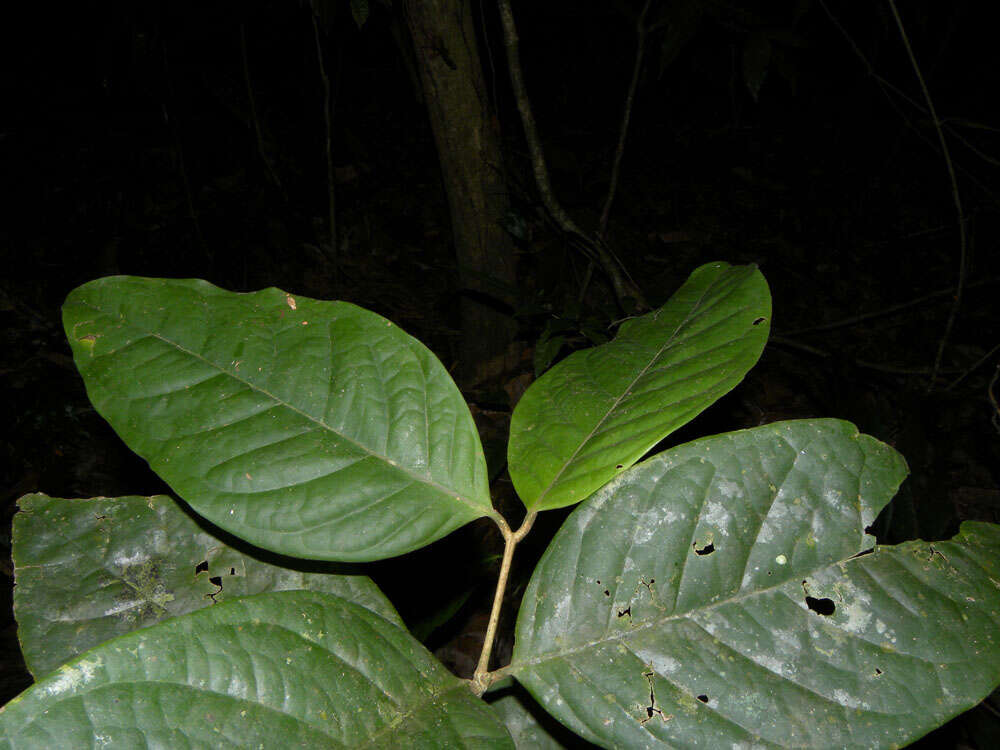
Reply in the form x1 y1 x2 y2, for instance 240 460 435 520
488 681 598 749
0 590 513 748
508 262 770 512
533 332 565 378
350 0 370 28
510 420 1000 748
742 32 772 102
62 277 493 562
13 493 402 678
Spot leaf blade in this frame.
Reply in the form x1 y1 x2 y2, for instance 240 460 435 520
508 262 770 512
0 591 514 749
13 493 404 678
62 277 492 561
511 420 1000 748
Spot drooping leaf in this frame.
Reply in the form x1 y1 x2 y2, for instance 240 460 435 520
533 331 565 378
13 493 402 678
510 420 1000 748
62 277 493 562
742 31 772 101
488 683 585 749
508 262 770 512
350 0 370 28
0 590 514 749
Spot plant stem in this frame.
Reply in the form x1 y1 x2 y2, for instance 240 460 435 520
496 0 647 312
885 0 966 391
470 511 537 696
599 0 651 237
240 22 285 197
311 10 338 265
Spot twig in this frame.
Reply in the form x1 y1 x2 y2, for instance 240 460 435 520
989 365 1000 434
161 45 211 265
240 23 285 196
471 511 537 696
885 0 967 390
496 0 647 311
312 11 338 265
779 276 1000 336
946 341 1000 391
769 336 961 376
818 0 1000 205
599 0 651 237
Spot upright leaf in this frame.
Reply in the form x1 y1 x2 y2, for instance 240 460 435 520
62 277 493 561
0 591 514 749
510 420 1000 748
508 262 770 512
13 493 402 677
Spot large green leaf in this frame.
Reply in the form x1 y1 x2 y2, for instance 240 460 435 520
489 693 568 750
488 681 592 749
13 493 402 678
508 262 770 512
0 590 514 749
511 420 1000 748
62 277 493 562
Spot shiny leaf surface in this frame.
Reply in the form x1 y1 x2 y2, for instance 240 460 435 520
13 493 401 677
508 262 770 512
512 420 1000 748
62 277 492 561
0 591 514 749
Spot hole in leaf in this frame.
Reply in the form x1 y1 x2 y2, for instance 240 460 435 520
697 694 709 703
617 606 631 618
694 542 715 556
604 590 611 597
209 575 222 587
615 464 623 469
640 669 663 724
805 596 835 616
874 668 883 676
752 317 766 326
229 567 236 575
195 560 209 575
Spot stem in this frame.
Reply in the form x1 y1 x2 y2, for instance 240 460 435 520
312 11 338 264
496 0 646 311
886 0 966 390
599 0 650 237
471 511 537 696
160 44 211 266
241 23 285 196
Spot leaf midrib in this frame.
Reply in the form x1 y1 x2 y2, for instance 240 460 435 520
80 307 489 518
150 330 488 515
510 555 854 673
529 273 733 508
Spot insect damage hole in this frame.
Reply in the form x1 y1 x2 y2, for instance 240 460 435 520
194 560 209 575
752 316 766 326
801 580 835 616
693 542 715 556
639 670 670 726
205 575 224 603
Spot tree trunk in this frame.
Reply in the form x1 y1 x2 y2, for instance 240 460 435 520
404 0 517 389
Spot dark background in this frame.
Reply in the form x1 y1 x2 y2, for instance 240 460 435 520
2 0 999 745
